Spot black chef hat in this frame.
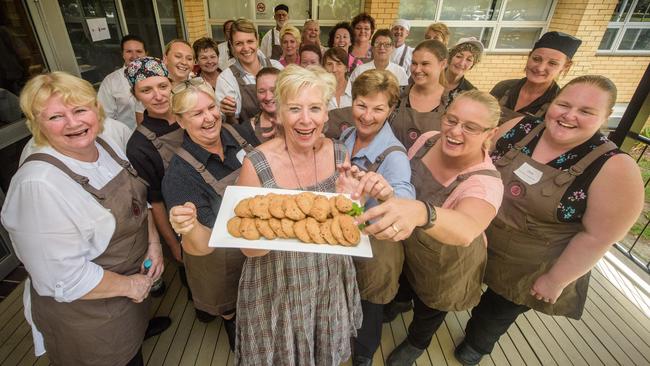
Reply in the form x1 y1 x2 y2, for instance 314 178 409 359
533 31 582 59
275 4 289 13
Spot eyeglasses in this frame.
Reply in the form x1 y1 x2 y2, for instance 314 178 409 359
374 42 393 49
171 77 205 95
442 116 493 135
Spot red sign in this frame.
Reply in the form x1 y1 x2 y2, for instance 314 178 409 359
256 2 266 13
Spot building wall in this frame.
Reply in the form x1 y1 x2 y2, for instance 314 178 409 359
183 0 648 104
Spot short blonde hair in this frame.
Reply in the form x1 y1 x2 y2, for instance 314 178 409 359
451 90 501 129
20 71 104 146
164 39 192 56
275 64 336 108
352 69 400 108
171 78 217 116
280 25 301 43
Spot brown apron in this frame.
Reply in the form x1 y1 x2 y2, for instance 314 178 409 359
270 30 283 60
389 87 447 150
176 124 253 315
324 106 354 139
250 113 275 144
343 127 409 304
25 138 150 366
485 122 617 319
227 58 272 125
498 90 549 120
135 123 184 169
405 134 500 311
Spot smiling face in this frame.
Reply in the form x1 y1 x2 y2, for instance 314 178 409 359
164 42 194 82
354 21 372 44
38 94 100 161
324 56 347 79
372 35 394 63
334 28 352 48
448 50 475 78
525 47 570 85
544 83 610 148
274 10 289 28
231 31 259 66
280 85 328 149
440 97 496 160
391 25 409 47
122 40 146 66
177 91 222 148
352 92 391 141
411 49 446 86
256 73 277 115
303 22 320 45
197 48 219 74
282 34 298 57
300 50 320 67
134 76 172 118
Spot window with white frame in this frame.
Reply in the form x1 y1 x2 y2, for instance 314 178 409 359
206 0 364 44
598 0 650 53
399 0 555 51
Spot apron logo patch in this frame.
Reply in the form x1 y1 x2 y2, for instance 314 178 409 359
408 128 420 141
132 199 142 217
508 181 525 198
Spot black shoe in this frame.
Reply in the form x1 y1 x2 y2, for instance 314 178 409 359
352 355 372 366
195 309 217 323
454 341 484 366
382 301 413 323
386 339 425 366
144 316 171 340
150 280 166 298
223 316 236 352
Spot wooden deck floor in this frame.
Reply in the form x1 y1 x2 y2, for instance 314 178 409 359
1 251 648 366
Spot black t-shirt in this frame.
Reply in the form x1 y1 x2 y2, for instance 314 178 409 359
126 111 181 203
161 124 258 227
490 77 559 117
447 76 476 104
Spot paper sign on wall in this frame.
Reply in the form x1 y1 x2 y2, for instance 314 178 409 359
256 1 267 15
87 18 110 42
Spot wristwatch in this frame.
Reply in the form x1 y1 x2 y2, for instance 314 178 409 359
418 200 437 229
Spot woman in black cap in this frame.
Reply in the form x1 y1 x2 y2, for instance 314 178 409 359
490 31 581 118
454 75 643 365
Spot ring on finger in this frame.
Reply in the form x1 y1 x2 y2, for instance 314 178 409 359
391 223 400 233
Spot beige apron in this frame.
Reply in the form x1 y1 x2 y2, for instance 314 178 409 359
405 135 500 311
270 30 283 60
176 124 253 315
249 113 275 144
227 58 272 125
135 123 184 169
25 138 150 366
498 90 549 120
389 87 447 150
345 127 408 304
485 122 617 319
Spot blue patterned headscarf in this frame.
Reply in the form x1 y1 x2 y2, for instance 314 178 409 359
124 56 169 88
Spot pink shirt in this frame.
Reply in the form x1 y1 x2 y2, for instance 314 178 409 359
408 131 504 214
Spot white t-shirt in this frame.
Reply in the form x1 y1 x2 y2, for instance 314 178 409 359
390 44 414 77
97 67 138 129
260 28 280 58
328 83 353 110
215 57 283 117
348 61 410 87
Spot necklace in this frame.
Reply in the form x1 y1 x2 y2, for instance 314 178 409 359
285 140 318 190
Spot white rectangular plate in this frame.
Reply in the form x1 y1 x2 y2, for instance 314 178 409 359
210 186 373 258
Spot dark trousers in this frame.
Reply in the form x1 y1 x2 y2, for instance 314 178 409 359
354 300 384 358
394 271 415 303
464 288 530 354
126 347 143 366
407 295 448 350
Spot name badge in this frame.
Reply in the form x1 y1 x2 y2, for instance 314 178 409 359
513 162 543 185
236 149 246 164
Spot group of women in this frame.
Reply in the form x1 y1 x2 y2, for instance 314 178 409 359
0 12 644 366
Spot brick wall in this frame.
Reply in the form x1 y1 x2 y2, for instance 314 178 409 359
364 0 400 30
184 0 208 42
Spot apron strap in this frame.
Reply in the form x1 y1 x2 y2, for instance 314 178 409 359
365 146 407 173
175 147 231 196
442 168 501 197
96 137 150 187
398 45 407 66
221 123 254 153
497 120 545 165
22 153 106 200
135 124 163 150
549 140 618 190
412 133 441 160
